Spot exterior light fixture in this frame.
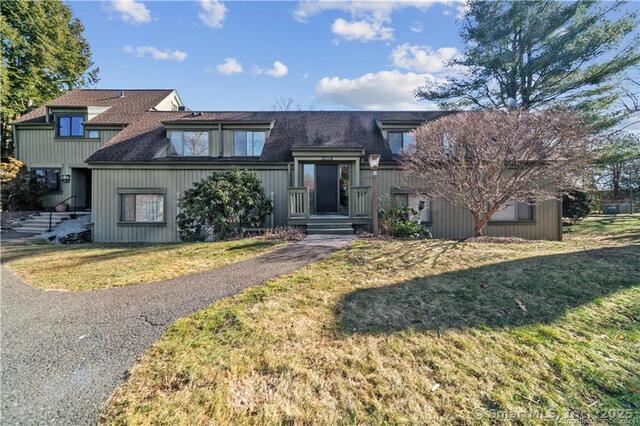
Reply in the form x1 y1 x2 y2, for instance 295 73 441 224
368 153 380 171
368 154 381 236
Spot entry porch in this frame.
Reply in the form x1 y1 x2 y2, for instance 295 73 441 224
286 147 372 231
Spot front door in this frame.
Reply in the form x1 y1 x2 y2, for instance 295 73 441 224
315 164 338 214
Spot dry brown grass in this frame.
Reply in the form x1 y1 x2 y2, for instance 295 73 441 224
1 238 282 291
101 218 639 424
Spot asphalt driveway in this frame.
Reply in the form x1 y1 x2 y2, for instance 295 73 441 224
1 236 351 424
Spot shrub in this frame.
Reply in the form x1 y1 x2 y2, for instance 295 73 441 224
0 157 24 184
1 168 47 211
378 197 429 239
562 190 592 221
177 170 273 241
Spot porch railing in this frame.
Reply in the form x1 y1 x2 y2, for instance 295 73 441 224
288 186 371 219
349 186 371 217
288 187 309 218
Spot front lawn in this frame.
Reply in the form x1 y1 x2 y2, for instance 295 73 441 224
102 217 640 424
1 238 282 291
564 213 639 242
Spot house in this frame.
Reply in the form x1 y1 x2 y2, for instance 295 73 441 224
12 89 562 242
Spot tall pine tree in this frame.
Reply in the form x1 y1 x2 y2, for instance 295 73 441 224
1 0 99 157
417 0 639 130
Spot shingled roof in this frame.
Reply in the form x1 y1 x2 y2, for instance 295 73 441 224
13 89 175 125
87 110 453 163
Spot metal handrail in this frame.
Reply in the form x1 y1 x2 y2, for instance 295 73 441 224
49 195 76 231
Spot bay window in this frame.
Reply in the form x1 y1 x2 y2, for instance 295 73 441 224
233 131 265 156
169 131 209 156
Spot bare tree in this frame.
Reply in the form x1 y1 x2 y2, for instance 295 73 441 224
401 109 594 237
273 97 302 111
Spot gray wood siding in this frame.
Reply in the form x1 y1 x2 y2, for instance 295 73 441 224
360 167 561 241
15 127 119 207
92 167 289 242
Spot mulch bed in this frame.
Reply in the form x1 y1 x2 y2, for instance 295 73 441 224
465 236 530 244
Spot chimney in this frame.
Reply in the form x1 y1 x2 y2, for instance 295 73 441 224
119 90 125 98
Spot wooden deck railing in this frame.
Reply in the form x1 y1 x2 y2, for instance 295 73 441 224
288 187 310 218
288 186 371 219
349 186 371 217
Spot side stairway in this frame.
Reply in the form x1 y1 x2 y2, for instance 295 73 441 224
12 211 91 234
306 222 354 235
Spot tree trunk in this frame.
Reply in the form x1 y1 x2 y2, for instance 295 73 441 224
473 216 487 237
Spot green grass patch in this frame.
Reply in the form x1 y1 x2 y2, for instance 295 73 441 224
1 238 282 291
101 216 640 424
564 213 639 242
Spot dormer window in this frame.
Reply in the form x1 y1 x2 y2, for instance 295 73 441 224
388 131 415 154
169 131 209 156
233 131 265 156
57 115 84 137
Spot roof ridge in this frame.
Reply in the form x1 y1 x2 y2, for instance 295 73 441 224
72 88 175 92
144 110 447 113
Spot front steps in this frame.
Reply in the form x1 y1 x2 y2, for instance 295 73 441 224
12 211 91 234
306 222 354 235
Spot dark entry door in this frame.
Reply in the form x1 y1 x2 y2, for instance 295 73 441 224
315 164 338 214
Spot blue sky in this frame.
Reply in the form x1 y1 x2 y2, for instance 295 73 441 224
69 0 466 111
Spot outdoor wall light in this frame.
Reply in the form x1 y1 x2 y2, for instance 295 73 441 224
368 153 380 171
60 174 71 183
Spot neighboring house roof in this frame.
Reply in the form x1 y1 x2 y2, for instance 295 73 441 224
87 110 453 163
13 89 176 125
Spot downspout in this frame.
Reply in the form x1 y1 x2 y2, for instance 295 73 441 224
12 125 18 160
218 123 223 156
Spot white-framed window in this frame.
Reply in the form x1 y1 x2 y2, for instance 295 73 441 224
490 202 533 222
233 131 266 156
88 130 100 139
388 131 416 154
119 193 165 223
169 131 209 156
408 195 431 223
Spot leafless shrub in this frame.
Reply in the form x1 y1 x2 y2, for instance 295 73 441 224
261 226 305 241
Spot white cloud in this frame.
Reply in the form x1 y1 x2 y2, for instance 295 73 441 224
315 70 441 110
255 61 289 78
331 18 392 41
214 57 243 74
108 0 151 24
410 21 423 32
391 43 459 73
199 0 227 28
124 46 187 61
295 1 451 43
294 1 448 22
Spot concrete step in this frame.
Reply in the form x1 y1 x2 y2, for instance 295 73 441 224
306 228 354 235
24 218 65 224
13 227 49 233
306 222 353 230
34 212 90 218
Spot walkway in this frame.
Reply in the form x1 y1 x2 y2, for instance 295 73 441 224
0 236 352 424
